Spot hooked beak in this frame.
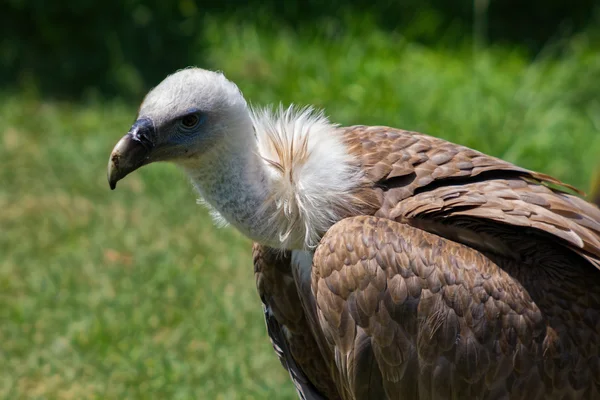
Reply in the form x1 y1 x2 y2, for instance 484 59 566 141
107 118 155 190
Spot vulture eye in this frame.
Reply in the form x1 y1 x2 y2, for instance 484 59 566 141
180 113 202 130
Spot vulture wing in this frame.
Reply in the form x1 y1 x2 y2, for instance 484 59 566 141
311 216 600 399
344 125 600 268
253 244 340 399
300 126 600 399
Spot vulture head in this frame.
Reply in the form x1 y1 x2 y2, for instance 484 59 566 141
108 68 252 189
108 67 363 249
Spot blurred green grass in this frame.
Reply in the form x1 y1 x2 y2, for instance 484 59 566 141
2 16 600 399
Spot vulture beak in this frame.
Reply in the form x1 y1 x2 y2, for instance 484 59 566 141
107 118 155 190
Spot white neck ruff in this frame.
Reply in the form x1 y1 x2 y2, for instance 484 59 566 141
187 105 364 250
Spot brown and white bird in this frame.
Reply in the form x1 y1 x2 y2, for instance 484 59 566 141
108 68 600 400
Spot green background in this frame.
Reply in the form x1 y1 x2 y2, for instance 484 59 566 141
2 2 600 398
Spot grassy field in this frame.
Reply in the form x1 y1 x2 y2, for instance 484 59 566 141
2 16 600 399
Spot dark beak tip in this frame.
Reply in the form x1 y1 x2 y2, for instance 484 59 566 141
109 180 117 190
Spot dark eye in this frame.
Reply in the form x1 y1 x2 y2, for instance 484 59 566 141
181 113 201 129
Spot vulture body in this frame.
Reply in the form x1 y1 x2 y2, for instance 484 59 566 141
108 68 600 400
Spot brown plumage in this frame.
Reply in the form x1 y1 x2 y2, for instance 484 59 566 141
255 126 600 399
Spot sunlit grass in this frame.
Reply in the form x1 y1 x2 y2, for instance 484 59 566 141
1 15 599 399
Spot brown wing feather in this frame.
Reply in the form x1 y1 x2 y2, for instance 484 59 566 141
311 216 600 400
253 244 340 399
343 125 600 270
391 179 600 269
343 125 584 199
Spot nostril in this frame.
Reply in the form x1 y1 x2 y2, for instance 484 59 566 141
129 118 155 150
136 134 154 150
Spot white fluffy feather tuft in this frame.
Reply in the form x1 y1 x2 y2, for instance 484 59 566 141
251 105 364 249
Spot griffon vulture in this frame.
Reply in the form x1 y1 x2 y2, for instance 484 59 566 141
107 68 600 400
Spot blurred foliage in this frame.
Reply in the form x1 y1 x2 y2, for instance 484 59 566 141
3 0 599 99
2 3 600 398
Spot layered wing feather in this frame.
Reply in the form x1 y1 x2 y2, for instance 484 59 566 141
343 125 600 269
311 216 600 399
393 179 600 269
253 244 340 400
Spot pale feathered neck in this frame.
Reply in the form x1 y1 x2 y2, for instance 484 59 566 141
188 105 365 250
